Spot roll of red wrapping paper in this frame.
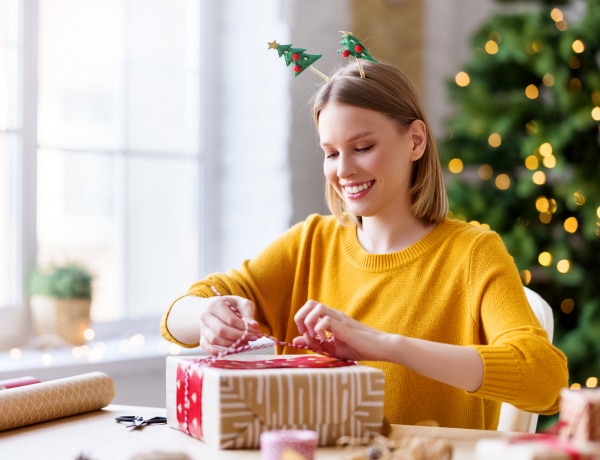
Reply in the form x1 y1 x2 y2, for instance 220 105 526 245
260 430 318 460
0 372 115 431
0 376 41 390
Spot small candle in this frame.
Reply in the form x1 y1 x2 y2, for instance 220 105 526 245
260 430 318 460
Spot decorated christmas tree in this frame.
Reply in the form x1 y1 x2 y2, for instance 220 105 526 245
441 0 600 397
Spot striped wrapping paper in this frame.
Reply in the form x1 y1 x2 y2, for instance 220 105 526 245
165 354 385 449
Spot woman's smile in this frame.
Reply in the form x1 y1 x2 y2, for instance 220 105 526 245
341 180 375 198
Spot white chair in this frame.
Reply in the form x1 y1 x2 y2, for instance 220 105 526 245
496 286 555 433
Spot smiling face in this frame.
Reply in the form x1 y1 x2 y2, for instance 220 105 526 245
318 102 426 222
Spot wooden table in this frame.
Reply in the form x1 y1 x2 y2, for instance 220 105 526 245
0 404 509 459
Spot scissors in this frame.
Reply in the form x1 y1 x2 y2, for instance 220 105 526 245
114 415 167 429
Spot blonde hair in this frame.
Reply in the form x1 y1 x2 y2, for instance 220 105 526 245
312 60 448 226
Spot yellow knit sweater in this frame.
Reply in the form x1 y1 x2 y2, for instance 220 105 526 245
161 214 568 430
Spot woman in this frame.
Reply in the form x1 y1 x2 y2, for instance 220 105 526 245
161 60 568 430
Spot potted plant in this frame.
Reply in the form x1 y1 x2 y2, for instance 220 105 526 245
28 262 93 345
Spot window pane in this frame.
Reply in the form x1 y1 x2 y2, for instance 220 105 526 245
37 147 124 320
38 0 124 150
125 156 199 318
0 0 21 310
37 1 201 321
0 134 21 309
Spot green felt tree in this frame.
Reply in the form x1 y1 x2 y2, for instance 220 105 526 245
338 32 378 62
441 0 600 402
268 41 322 77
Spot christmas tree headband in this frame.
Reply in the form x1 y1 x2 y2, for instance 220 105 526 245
268 31 378 81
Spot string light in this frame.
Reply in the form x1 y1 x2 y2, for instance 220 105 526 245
572 39 585 53
525 84 539 99
550 8 563 22
561 298 575 314
520 270 532 284
569 77 582 91
538 251 552 266
448 158 464 173
525 155 539 170
542 73 555 87
556 259 571 273
539 142 553 156
539 212 552 224
564 217 578 233
9 348 21 360
535 196 550 212
495 173 510 190
591 106 600 121
525 40 543 54
455 71 470 87
586 377 598 388
532 171 546 185
478 164 493 180
42 353 53 367
573 191 586 206
525 120 539 134
485 40 499 55
488 132 502 147
570 383 581 390
542 154 557 168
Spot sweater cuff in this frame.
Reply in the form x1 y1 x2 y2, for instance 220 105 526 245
470 345 521 402
160 295 200 349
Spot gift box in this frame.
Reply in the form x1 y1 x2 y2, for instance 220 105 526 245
475 437 600 460
166 354 385 449
559 388 600 443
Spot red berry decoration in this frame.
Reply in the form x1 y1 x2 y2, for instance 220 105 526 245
342 49 350 58
293 65 301 73
292 53 300 61
355 45 363 53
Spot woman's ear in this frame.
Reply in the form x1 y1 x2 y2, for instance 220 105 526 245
409 120 427 161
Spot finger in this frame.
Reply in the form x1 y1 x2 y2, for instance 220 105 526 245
294 300 321 335
199 303 248 346
230 298 260 328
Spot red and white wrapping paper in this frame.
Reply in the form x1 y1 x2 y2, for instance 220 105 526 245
165 354 385 449
560 388 600 443
475 436 600 460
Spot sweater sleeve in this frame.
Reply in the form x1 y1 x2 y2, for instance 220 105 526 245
160 217 313 346
467 231 568 414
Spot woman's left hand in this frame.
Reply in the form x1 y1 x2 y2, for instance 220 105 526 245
292 300 387 361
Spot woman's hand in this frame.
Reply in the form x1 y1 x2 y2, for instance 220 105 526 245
292 300 388 361
198 295 263 355
166 295 262 355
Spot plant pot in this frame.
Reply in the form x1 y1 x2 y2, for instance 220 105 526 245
30 295 91 346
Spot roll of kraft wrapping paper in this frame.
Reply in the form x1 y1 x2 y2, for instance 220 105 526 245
0 371 115 431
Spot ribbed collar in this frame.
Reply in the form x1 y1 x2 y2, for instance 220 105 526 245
340 218 458 272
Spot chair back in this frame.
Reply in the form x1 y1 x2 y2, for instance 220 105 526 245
496 286 554 433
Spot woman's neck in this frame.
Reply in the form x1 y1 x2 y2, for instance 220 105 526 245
357 214 436 254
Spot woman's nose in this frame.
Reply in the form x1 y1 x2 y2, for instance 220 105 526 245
337 152 355 178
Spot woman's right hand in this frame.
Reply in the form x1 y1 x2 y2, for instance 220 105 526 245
198 295 262 355
166 295 262 355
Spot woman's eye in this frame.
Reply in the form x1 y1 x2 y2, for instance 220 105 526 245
324 151 339 159
356 145 374 153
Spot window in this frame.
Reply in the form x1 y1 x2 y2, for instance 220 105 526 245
1 1 202 329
